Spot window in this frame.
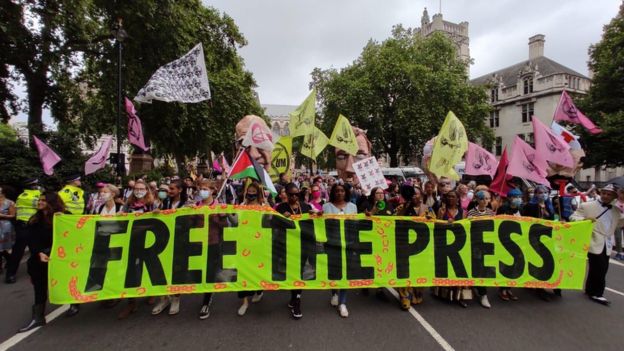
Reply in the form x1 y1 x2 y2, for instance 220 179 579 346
526 132 534 147
523 77 533 94
489 110 499 128
495 137 502 156
490 87 498 102
517 133 525 142
521 103 534 123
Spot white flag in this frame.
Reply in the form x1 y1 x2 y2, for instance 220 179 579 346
135 43 211 103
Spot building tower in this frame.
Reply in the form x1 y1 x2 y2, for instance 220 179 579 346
415 8 470 67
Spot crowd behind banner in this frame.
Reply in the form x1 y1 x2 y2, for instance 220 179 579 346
1 169 622 332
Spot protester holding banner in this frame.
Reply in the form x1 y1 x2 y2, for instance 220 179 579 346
117 180 157 319
151 180 187 316
237 182 267 316
196 179 228 320
571 184 623 306
18 192 67 333
466 190 495 309
522 185 555 221
309 184 325 212
495 188 524 302
323 183 357 318
361 187 394 216
96 184 122 215
275 183 311 319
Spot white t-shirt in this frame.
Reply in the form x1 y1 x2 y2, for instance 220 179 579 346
322 202 357 215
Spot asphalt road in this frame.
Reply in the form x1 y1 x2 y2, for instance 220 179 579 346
2 258 624 351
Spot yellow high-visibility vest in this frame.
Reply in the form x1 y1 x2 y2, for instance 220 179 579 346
15 189 41 222
58 185 85 215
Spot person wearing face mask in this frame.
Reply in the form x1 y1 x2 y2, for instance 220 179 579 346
309 184 325 212
236 182 268 316
151 180 187 316
467 190 495 309
194 180 229 319
495 188 524 302
571 184 624 306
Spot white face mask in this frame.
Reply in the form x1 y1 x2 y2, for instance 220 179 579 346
467 191 474 200
100 193 111 201
199 190 211 200
134 190 147 199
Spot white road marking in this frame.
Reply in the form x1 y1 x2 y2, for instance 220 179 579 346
0 304 69 351
609 259 624 267
386 288 455 351
606 287 624 298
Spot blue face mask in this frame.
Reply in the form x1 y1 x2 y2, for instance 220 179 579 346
158 191 167 200
511 198 523 208
539 193 548 202
199 190 211 200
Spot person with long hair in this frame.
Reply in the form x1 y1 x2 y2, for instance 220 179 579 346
237 182 268 316
322 183 357 318
117 180 157 319
274 183 312 319
361 187 394 216
18 192 66 332
309 183 325 212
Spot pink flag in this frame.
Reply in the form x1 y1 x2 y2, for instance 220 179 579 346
490 147 512 197
85 136 113 175
32 135 61 176
212 158 222 173
465 142 498 177
553 91 602 134
221 153 230 173
125 97 149 151
507 136 550 186
532 117 573 168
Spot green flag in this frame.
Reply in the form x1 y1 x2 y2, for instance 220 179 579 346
328 114 359 156
289 89 316 137
301 126 329 160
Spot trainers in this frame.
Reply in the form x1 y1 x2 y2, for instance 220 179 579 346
251 292 263 303
590 295 611 306
615 252 624 261
480 295 491 309
338 304 349 318
199 304 210 320
151 297 170 315
168 296 180 315
290 298 302 320
400 297 411 310
330 293 339 307
237 302 249 316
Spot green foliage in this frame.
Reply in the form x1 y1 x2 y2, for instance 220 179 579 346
0 123 17 140
312 27 492 167
68 0 262 166
580 5 624 168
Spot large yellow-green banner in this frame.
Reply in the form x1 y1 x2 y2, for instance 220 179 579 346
49 205 592 304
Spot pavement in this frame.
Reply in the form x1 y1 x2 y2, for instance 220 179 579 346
1 258 624 351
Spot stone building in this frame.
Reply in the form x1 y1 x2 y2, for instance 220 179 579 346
416 8 470 66
263 104 297 139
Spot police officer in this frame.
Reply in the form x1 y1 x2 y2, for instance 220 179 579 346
57 174 85 215
5 178 41 284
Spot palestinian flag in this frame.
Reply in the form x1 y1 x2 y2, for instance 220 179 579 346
229 150 259 180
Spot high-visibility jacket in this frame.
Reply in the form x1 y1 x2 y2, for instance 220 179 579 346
58 185 85 215
15 189 41 222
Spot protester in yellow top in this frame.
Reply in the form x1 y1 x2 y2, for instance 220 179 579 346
57 174 85 215
5 178 41 284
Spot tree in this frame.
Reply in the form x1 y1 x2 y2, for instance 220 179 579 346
312 26 492 167
0 0 105 136
579 4 624 168
68 1 262 170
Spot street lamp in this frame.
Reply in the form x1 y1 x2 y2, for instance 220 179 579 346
111 17 128 176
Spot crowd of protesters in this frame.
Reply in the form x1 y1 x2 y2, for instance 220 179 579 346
0 169 621 333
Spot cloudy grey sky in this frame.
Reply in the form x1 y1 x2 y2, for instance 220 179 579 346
206 0 621 105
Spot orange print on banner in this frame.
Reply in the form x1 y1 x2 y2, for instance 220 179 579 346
136 287 146 295
62 231 70 238
260 281 279 290
329 281 337 288
214 283 228 290
242 220 248 225
70 261 79 269
75 244 84 254
416 277 427 284
50 279 58 287
242 248 251 257
242 281 248 288
254 232 262 239
387 279 396 286
76 216 89 229
68 276 98 302
57 247 66 259
258 262 265 269
583 244 590 252
293 281 306 287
